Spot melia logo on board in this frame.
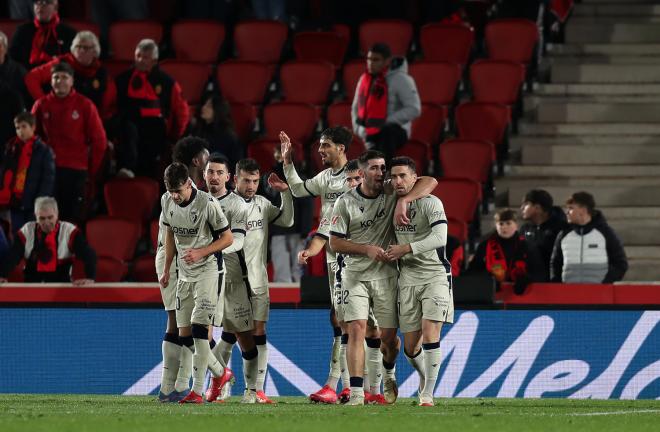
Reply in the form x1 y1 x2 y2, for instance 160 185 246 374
1 309 658 398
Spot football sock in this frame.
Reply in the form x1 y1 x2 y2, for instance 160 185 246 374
326 327 343 389
242 347 259 390
213 331 236 367
349 376 365 398
254 334 268 392
339 334 350 390
422 342 441 398
365 337 383 394
191 325 223 395
405 349 426 393
175 336 194 392
161 333 181 395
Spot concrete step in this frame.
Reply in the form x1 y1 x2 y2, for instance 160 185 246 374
511 135 660 146
536 102 660 123
521 142 660 164
566 23 660 43
548 43 660 56
582 0 660 4
536 83 660 96
575 3 660 16
498 183 660 207
626 246 660 259
623 259 660 282
519 122 660 136
526 95 660 107
510 165 660 176
549 56 660 64
551 64 660 83
570 16 660 24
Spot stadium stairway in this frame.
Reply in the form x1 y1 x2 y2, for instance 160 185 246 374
491 0 660 281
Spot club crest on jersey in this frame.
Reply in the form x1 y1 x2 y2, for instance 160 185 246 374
408 209 417 220
72 110 80 120
169 210 173 217
190 208 199 223
359 206 364 213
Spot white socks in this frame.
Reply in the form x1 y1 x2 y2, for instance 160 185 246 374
160 334 181 395
365 338 383 394
255 335 268 392
242 347 259 390
422 342 441 399
405 349 426 394
175 337 193 392
339 335 350 390
326 333 342 390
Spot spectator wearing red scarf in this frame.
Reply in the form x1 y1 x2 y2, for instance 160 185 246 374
467 208 541 295
31 61 107 223
25 31 117 120
114 39 190 179
0 112 55 233
351 43 420 162
0 196 96 284
8 0 76 69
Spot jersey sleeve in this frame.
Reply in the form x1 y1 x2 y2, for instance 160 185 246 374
269 191 295 227
160 194 171 226
329 198 349 238
223 206 247 254
283 163 324 198
410 198 448 255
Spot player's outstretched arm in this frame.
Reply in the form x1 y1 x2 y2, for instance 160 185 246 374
298 235 327 264
280 131 323 198
268 173 295 228
391 176 438 225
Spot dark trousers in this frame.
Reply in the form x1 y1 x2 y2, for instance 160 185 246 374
118 116 168 178
55 168 88 224
366 123 408 163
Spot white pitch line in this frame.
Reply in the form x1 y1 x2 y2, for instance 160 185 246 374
567 409 660 417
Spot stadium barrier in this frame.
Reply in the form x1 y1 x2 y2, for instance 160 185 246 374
0 284 658 399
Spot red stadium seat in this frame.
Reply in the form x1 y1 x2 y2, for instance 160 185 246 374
159 61 211 106
65 19 101 37
87 218 141 262
439 139 493 184
108 20 163 61
0 19 24 40
280 61 335 105
420 23 474 66
485 19 539 65
359 19 413 57
332 24 351 44
346 136 366 161
448 217 468 244
230 102 258 144
263 102 318 144
455 102 509 156
132 255 157 282
470 59 525 106
409 62 462 106
104 177 160 226
293 32 348 69
73 256 127 282
411 103 448 146
248 138 303 172
217 60 271 105
342 60 364 101
396 139 431 175
171 20 225 63
234 20 288 64
103 60 132 79
433 178 481 223
326 101 352 128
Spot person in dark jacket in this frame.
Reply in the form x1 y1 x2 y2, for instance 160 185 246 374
9 0 77 69
115 39 190 179
520 189 568 281
0 196 96 284
468 208 541 294
0 112 55 233
551 191 628 284
0 31 27 148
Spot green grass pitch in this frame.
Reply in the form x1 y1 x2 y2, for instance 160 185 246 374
1 395 659 432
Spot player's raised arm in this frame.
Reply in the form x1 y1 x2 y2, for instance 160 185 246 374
267 173 295 228
281 131 321 198
386 175 438 225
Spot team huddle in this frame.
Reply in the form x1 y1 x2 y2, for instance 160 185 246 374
156 126 454 407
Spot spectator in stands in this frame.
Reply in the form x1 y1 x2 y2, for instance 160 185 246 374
115 39 190 179
31 61 107 223
551 191 628 284
25 31 117 121
351 42 421 162
520 189 568 282
0 112 55 233
9 0 34 20
172 136 210 191
0 31 27 147
9 0 77 69
468 208 540 294
189 91 242 173
251 0 287 22
90 0 149 44
0 196 96 284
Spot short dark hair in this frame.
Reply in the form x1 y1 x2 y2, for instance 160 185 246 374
567 191 596 215
523 189 553 213
164 162 189 189
369 43 391 59
207 152 230 172
173 136 208 166
14 112 35 127
390 156 416 174
235 158 260 176
358 150 385 169
320 126 352 151
345 159 359 172
495 208 517 222
51 61 74 77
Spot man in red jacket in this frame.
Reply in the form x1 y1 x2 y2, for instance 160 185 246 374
31 61 107 223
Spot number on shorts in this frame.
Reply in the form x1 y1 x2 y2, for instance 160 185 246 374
335 290 349 305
